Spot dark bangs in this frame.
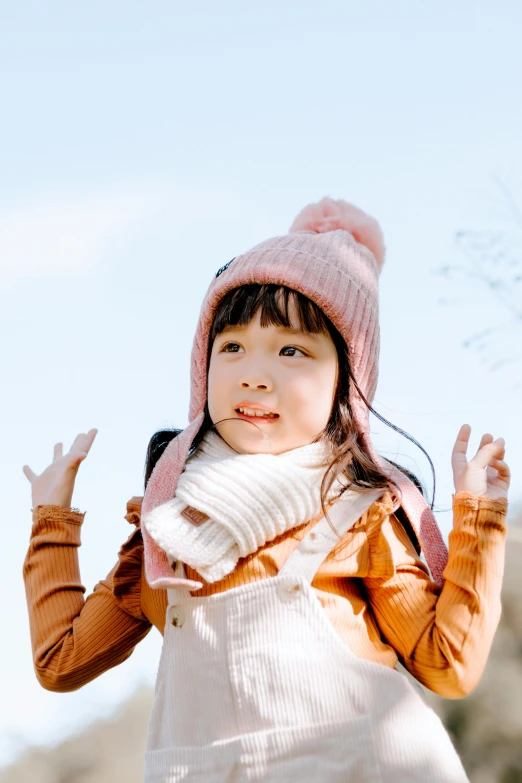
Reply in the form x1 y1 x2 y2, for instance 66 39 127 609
209 284 333 345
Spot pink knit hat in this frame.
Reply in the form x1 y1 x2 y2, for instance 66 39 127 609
141 197 448 590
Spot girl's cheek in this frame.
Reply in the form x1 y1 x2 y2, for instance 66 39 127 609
285 378 317 406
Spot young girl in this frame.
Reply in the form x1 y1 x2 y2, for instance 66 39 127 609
23 197 510 782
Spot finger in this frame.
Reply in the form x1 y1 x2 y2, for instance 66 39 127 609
69 429 98 455
453 424 471 455
490 458 511 477
478 433 494 451
78 429 98 456
451 424 472 471
471 439 506 470
53 443 63 461
475 432 495 463
69 451 87 467
86 428 98 448
69 432 86 451
22 465 37 482
487 439 506 458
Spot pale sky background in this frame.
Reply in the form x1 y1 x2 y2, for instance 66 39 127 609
1 0 521 770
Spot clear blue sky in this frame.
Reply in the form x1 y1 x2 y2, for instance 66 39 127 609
1 0 521 768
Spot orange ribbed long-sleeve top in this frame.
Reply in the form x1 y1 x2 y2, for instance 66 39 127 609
23 490 507 699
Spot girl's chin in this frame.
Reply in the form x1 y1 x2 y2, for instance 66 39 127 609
214 422 307 455
223 435 282 455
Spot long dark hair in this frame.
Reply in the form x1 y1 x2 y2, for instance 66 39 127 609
144 285 434 552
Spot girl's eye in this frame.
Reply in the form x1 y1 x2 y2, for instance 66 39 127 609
280 346 306 357
220 343 306 357
221 342 242 352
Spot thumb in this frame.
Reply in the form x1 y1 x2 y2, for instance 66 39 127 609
472 439 505 470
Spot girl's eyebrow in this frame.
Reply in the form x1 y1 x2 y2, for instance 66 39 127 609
219 324 320 340
277 327 320 340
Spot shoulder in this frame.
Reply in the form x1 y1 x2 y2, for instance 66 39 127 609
361 490 426 571
113 496 147 618
124 496 143 527
362 490 422 556
362 490 398 533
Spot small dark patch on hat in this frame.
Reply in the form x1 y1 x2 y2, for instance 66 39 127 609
215 257 236 278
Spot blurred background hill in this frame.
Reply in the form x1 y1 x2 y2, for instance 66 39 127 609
2 505 520 783
0 687 154 783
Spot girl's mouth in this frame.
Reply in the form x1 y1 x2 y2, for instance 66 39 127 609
235 408 280 424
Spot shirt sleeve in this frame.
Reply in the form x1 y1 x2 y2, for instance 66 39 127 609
362 491 508 698
22 501 152 693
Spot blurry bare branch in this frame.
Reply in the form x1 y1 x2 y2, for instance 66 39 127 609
433 179 522 378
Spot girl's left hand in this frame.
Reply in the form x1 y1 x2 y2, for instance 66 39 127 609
451 424 510 500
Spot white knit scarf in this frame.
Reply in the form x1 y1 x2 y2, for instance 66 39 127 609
142 430 346 583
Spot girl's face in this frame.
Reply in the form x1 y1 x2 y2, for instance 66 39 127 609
207 299 339 455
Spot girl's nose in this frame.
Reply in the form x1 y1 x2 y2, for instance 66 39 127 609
241 380 270 390
239 355 274 390
240 370 273 391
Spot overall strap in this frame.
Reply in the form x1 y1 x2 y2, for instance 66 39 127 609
278 487 385 584
167 561 190 606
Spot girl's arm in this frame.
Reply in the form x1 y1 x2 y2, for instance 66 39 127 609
362 491 507 698
364 424 510 698
23 501 152 692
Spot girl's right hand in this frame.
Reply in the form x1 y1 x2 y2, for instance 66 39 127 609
23 429 98 509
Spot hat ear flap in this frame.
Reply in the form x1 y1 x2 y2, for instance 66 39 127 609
142 411 206 589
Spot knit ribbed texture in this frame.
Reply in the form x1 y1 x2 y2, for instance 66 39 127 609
143 430 345 583
23 491 507 697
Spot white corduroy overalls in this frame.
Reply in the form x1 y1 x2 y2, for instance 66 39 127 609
144 488 469 783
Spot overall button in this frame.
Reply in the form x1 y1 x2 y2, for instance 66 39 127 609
301 530 332 553
167 604 185 628
276 579 302 603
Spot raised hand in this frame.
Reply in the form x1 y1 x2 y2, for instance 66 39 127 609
451 424 510 501
23 429 98 509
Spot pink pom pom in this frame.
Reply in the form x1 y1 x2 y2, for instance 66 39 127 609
289 196 385 270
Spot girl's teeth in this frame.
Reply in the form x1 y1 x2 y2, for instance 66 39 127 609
238 408 276 418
